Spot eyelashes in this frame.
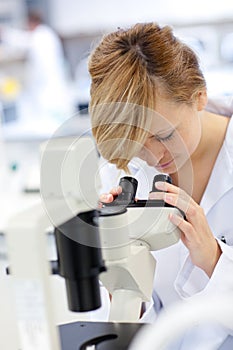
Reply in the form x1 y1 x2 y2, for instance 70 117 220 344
155 130 175 142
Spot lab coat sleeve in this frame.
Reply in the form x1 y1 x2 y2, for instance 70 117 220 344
174 239 233 299
173 240 233 349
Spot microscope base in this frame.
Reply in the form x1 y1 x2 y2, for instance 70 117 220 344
59 321 146 350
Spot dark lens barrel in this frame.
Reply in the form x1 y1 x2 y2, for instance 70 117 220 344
151 174 172 192
55 210 105 312
65 276 101 312
118 176 138 203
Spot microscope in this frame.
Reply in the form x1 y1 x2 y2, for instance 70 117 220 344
3 136 183 350
59 173 183 350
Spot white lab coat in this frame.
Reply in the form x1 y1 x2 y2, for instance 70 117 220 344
95 97 233 349
1 24 71 121
26 24 70 115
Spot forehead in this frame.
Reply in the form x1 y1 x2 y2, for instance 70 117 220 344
148 100 193 133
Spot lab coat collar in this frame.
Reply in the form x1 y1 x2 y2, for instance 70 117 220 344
200 116 233 214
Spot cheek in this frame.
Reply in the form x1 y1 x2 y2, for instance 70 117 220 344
170 123 201 157
138 145 156 161
161 135 186 156
186 137 199 155
138 141 165 161
183 125 202 156
184 116 202 153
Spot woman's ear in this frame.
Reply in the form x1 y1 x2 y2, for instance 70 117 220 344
197 89 207 111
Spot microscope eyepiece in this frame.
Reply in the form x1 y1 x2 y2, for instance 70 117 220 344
118 176 138 203
103 176 138 207
102 174 173 210
151 174 172 192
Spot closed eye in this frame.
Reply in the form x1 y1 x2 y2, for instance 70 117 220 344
155 130 175 142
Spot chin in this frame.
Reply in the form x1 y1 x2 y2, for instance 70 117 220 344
155 167 176 175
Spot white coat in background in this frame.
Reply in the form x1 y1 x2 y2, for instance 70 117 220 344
1 24 72 123
25 24 71 119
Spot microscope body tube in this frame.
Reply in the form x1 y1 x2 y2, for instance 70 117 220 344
55 210 106 312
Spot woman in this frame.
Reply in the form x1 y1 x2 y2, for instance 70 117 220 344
88 22 233 348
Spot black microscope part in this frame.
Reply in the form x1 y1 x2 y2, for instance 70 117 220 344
102 174 173 211
115 176 138 204
55 210 106 312
103 176 138 208
151 174 172 192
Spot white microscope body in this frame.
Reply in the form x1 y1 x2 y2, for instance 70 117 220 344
2 135 183 350
3 136 102 350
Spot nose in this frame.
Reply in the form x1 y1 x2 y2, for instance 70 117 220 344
139 140 166 166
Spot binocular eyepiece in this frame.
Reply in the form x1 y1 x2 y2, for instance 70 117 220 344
107 174 172 207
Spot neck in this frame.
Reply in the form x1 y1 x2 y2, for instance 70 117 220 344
171 111 229 202
191 110 229 162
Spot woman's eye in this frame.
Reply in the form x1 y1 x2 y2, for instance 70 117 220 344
155 130 174 142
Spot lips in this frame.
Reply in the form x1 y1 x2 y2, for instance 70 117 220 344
156 159 174 169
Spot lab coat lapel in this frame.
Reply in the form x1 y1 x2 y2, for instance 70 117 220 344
200 143 233 215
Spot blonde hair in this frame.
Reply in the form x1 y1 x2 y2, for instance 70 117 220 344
88 22 206 172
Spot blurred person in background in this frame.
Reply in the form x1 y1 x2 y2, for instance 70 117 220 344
0 103 8 193
1 10 72 126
